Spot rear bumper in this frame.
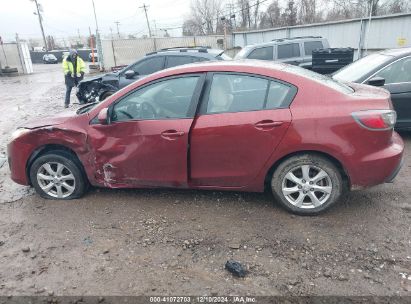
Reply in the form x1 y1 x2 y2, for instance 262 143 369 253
348 132 404 188
385 155 403 183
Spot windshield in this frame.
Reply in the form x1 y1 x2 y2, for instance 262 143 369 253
217 53 232 60
76 102 99 114
234 46 252 59
333 53 392 82
285 65 354 94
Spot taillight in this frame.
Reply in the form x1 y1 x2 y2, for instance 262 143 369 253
352 110 397 130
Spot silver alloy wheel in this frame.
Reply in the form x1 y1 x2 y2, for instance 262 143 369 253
36 162 76 198
281 165 332 209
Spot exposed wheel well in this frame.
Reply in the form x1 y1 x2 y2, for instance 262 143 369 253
264 150 350 191
26 144 88 185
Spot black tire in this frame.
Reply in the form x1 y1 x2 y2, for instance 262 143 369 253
29 151 88 200
100 91 114 101
2 67 18 73
271 154 343 215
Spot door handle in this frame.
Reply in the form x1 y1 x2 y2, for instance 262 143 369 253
161 130 185 139
254 120 283 129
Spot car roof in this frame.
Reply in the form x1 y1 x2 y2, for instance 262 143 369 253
245 36 325 48
142 60 295 81
379 47 411 57
146 47 224 58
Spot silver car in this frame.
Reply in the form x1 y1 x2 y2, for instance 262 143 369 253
235 36 330 69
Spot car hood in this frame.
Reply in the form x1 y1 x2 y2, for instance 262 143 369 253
21 110 77 129
80 74 103 84
80 72 119 84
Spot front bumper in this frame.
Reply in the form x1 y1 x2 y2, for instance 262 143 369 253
7 139 34 186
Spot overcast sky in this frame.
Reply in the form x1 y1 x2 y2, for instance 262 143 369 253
0 0 192 42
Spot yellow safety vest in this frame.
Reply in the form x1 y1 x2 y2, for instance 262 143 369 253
62 56 85 76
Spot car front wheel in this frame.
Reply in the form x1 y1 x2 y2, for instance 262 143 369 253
271 154 343 215
29 151 87 200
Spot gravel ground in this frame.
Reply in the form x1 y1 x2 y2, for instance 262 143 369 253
0 65 410 297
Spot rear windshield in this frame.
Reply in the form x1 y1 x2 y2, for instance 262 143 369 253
285 65 354 94
217 53 232 60
234 46 252 59
333 53 392 82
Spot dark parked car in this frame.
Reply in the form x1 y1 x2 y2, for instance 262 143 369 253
42 54 58 64
8 61 403 215
333 48 411 129
76 47 230 104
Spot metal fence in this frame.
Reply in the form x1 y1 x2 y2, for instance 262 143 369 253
232 13 411 59
100 35 230 70
0 42 33 74
29 49 93 64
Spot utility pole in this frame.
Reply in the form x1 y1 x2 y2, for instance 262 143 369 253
89 26 95 64
152 20 157 37
140 3 152 37
221 17 227 50
91 0 103 69
91 0 99 33
114 21 121 38
32 0 48 51
110 27 114 40
77 28 81 45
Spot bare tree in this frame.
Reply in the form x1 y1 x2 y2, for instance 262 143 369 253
298 0 320 24
259 0 282 28
283 0 298 26
185 0 410 34
183 0 224 35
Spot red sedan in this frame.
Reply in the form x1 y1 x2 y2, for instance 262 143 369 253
7 61 404 215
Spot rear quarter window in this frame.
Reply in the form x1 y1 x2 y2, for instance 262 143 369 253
304 41 323 55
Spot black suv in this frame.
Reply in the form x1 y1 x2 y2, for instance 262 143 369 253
77 47 230 104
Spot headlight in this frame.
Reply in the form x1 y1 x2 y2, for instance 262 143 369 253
10 128 30 141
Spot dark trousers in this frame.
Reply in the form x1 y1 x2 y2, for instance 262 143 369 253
65 85 73 106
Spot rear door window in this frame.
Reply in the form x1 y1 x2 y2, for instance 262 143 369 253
131 56 165 75
374 56 411 84
277 43 300 59
205 73 296 114
166 56 194 68
304 41 323 55
247 46 274 60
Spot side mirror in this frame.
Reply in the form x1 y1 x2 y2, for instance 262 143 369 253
97 108 109 125
367 76 385 87
124 70 136 79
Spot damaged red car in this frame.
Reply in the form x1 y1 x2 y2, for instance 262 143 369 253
7 61 404 215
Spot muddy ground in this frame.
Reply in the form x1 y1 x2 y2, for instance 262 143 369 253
0 65 410 297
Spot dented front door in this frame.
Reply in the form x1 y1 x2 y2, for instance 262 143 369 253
87 74 204 188
88 119 193 188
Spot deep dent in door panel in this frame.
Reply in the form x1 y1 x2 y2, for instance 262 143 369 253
87 119 192 188
87 123 151 187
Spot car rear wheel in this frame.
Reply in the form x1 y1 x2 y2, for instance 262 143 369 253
271 154 343 215
30 151 87 200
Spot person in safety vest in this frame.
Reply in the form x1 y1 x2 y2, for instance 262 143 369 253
62 49 85 108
